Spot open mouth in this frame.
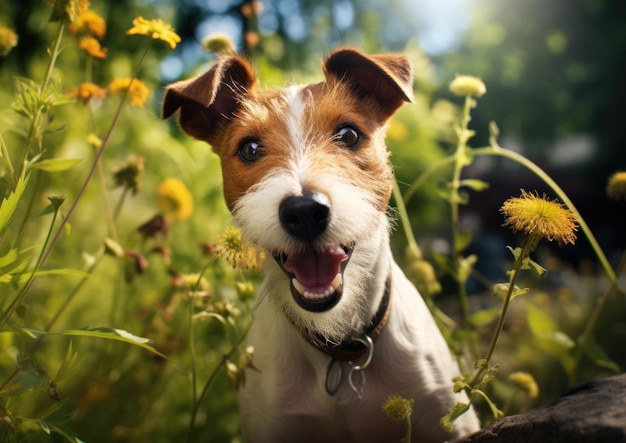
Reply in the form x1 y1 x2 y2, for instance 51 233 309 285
273 244 353 312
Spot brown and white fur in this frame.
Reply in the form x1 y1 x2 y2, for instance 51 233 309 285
162 48 480 443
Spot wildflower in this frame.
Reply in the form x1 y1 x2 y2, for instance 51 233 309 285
382 395 414 422
86 133 102 149
213 225 263 270
174 273 212 294
0 24 18 57
225 360 241 388
407 259 441 296
70 10 106 39
126 17 181 49
449 75 487 98
236 281 255 302
202 34 236 54
49 0 90 23
607 171 626 200
124 250 148 282
79 36 107 58
138 214 169 239
72 82 107 104
113 155 145 195
508 371 539 399
500 189 578 247
108 77 149 107
157 178 193 221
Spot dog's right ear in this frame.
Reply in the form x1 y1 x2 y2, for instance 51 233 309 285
162 56 257 144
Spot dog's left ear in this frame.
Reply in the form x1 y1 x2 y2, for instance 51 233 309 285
323 48 414 121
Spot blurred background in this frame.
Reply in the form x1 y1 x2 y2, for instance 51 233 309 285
1 0 625 441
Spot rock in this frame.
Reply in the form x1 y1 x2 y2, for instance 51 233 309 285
460 373 626 443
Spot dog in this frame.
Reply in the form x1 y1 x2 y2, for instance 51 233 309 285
162 48 480 443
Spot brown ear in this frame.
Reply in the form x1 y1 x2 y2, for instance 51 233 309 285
162 55 257 144
323 48 414 121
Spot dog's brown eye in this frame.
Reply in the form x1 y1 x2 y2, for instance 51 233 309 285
334 125 361 149
238 138 264 163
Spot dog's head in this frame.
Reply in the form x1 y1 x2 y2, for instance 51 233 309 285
163 48 413 341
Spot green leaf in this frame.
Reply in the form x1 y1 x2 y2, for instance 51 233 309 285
16 367 50 391
41 398 70 420
11 326 166 358
457 254 477 283
0 268 89 284
582 334 621 374
31 158 82 173
0 173 30 238
454 229 473 253
525 303 556 335
38 419 51 435
470 307 500 326
459 179 490 192
54 340 80 382
60 328 166 358
0 248 18 268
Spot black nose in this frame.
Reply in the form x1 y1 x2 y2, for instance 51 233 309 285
279 195 330 242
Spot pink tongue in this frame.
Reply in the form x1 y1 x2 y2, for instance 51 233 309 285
284 247 348 288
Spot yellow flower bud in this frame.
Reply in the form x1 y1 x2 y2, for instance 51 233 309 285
449 75 487 98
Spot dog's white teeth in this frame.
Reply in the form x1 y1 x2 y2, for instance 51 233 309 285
292 278 306 296
330 273 342 290
292 275 342 301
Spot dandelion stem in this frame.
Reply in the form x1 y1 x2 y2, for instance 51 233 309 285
451 96 474 326
402 156 455 205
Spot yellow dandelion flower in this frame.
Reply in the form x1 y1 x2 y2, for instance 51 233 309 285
508 371 539 399
607 171 626 200
382 395 414 422
70 10 106 39
108 77 149 107
213 225 263 271
72 82 106 104
157 178 193 221
500 189 578 246
0 25 18 57
449 75 487 98
126 17 181 49
79 36 107 58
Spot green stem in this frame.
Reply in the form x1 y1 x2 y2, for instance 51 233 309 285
1 200 60 327
402 155 455 204
571 250 626 381
470 235 535 387
18 21 65 178
0 134 16 188
451 96 474 326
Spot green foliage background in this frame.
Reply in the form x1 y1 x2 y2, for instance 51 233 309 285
1 0 625 442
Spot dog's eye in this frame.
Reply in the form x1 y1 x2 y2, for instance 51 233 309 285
334 125 361 149
238 138 264 163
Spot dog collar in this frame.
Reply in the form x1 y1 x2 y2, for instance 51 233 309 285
302 274 392 361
